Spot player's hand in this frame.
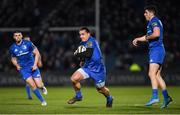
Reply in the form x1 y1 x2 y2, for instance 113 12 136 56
16 65 21 70
79 61 85 67
32 64 37 71
132 38 138 46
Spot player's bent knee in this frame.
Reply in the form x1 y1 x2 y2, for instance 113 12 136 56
148 72 156 78
28 82 37 90
26 78 36 89
96 88 103 93
70 77 79 83
71 72 83 83
97 86 108 93
70 77 75 83
36 83 43 88
104 87 109 92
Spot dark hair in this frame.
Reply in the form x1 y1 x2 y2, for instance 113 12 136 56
79 27 90 33
144 5 157 15
13 31 22 34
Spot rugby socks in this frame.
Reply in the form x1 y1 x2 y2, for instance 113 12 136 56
33 88 45 102
106 95 113 101
25 85 32 99
75 91 82 99
152 89 158 99
162 89 169 99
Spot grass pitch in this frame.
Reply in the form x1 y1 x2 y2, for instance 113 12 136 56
0 86 179 114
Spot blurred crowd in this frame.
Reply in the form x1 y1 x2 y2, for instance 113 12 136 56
0 0 179 73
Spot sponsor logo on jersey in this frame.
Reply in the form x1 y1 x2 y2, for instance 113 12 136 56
17 51 29 56
22 45 27 50
14 49 18 52
87 41 93 48
152 22 158 27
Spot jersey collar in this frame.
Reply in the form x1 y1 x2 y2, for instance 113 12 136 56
16 39 23 46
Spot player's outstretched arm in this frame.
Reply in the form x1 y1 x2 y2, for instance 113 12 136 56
132 35 147 46
11 57 21 70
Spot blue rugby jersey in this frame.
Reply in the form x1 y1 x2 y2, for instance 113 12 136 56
9 39 35 68
147 16 164 49
80 36 106 73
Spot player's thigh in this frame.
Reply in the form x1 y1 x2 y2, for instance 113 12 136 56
148 63 160 77
71 68 86 82
32 69 43 87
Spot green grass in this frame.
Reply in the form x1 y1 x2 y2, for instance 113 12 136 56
0 86 179 114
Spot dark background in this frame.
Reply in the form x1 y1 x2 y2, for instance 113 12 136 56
0 0 179 86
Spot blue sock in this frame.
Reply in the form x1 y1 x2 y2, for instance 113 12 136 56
152 89 158 99
106 95 112 101
33 88 45 102
162 89 169 99
75 91 82 98
26 85 31 98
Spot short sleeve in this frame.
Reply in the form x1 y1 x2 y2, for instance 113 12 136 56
86 41 93 48
151 19 159 29
28 41 36 52
9 47 16 57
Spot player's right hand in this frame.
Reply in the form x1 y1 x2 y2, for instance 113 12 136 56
32 64 37 71
132 38 138 46
16 65 21 70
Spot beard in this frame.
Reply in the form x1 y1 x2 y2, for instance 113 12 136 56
16 38 22 44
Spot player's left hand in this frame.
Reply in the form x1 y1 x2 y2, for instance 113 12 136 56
132 38 138 46
32 64 37 71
